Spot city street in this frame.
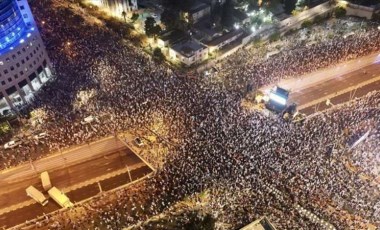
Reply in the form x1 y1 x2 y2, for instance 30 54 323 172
0 137 153 229
261 52 380 115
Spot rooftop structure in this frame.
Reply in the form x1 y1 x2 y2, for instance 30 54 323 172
169 39 208 66
157 30 188 48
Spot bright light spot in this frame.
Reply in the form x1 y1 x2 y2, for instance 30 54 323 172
234 24 240 29
31 27 35 31
19 39 24 44
27 33 31 38
9 46 13 50
67 41 71 46
0 61 3 65
378 26 380 30
269 93 287 105
251 26 256 32
42 21 45 25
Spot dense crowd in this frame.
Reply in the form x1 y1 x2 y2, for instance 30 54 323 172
1 0 379 229
215 19 380 92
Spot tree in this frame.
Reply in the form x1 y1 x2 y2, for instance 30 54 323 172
121 11 127 23
221 0 235 29
145 17 162 37
131 13 139 22
295 0 306 10
161 9 179 30
284 0 297 14
153 47 165 61
182 0 193 10
301 19 313 28
211 2 223 27
334 6 346 18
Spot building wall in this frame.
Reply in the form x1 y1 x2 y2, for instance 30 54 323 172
345 2 375 19
0 0 52 115
169 47 208 66
191 7 211 23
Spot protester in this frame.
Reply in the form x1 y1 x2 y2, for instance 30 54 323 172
1 0 379 229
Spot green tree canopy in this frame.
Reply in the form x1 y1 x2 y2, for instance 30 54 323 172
221 0 235 29
161 9 180 30
153 47 165 61
145 17 162 37
131 13 139 22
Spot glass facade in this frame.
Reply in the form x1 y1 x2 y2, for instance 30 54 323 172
0 0 28 51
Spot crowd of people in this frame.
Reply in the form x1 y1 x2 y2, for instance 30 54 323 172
1 0 379 229
214 19 380 93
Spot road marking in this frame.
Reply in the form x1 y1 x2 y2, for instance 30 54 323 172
298 75 380 110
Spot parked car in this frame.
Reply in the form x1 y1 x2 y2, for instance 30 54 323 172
33 132 48 140
4 139 22 149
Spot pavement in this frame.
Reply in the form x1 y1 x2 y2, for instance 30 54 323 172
0 136 154 229
260 52 380 115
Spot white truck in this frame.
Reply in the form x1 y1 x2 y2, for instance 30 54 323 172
40 171 52 191
48 187 73 208
26 186 48 206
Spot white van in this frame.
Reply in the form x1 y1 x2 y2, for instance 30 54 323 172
26 186 48 206
40 171 52 191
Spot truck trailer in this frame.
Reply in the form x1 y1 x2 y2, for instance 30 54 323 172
48 187 73 208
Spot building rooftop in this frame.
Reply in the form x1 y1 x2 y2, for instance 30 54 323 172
171 39 207 58
193 17 223 40
206 29 244 47
159 30 188 45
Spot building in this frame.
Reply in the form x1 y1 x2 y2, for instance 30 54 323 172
181 2 211 24
88 0 138 18
169 39 208 66
0 0 53 116
206 29 244 52
157 30 188 48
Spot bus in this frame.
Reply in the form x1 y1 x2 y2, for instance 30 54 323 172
40 171 52 191
26 186 48 206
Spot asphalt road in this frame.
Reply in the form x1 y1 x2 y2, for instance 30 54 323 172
0 146 152 229
300 78 380 115
0 165 152 229
290 63 380 111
